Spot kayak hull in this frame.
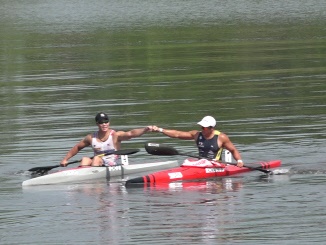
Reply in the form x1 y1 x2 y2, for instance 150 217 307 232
22 160 179 186
125 160 281 185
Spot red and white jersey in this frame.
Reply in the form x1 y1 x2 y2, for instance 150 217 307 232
91 130 118 166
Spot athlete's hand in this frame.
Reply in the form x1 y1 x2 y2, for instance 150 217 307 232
60 159 68 167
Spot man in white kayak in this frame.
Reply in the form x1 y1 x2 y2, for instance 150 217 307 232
60 112 153 167
152 116 244 167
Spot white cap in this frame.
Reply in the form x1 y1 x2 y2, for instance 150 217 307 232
197 116 216 127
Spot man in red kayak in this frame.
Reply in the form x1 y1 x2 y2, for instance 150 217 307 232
152 116 244 167
60 112 153 167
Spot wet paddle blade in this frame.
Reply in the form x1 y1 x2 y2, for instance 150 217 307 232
28 165 61 172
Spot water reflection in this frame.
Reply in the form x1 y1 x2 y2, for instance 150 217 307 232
132 178 244 194
21 178 245 242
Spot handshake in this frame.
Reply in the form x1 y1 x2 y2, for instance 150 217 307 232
146 125 164 133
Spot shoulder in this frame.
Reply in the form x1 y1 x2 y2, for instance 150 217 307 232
214 130 221 135
87 133 95 139
112 130 125 138
191 130 200 139
81 133 93 145
217 132 230 142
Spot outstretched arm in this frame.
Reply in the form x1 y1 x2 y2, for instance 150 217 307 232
152 126 198 140
116 126 152 140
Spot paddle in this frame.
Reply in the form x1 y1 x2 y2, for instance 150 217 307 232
28 149 140 174
144 143 272 174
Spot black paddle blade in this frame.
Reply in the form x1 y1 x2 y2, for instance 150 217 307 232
28 165 60 172
145 143 179 156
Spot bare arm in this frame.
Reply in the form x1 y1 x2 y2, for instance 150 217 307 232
219 133 244 167
152 126 198 140
113 126 152 149
60 134 92 166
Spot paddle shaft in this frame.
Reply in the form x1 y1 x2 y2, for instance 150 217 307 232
145 143 272 174
28 149 139 173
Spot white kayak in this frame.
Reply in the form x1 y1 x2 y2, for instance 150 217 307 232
22 160 179 186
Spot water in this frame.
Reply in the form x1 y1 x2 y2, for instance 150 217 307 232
1 0 326 244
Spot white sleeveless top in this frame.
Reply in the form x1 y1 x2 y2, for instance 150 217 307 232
91 130 118 166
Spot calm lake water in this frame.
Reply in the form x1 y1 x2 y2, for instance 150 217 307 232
1 0 326 244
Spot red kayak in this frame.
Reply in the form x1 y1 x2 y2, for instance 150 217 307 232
125 158 281 186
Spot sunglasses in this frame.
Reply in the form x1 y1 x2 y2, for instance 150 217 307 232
98 121 109 124
201 126 212 130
